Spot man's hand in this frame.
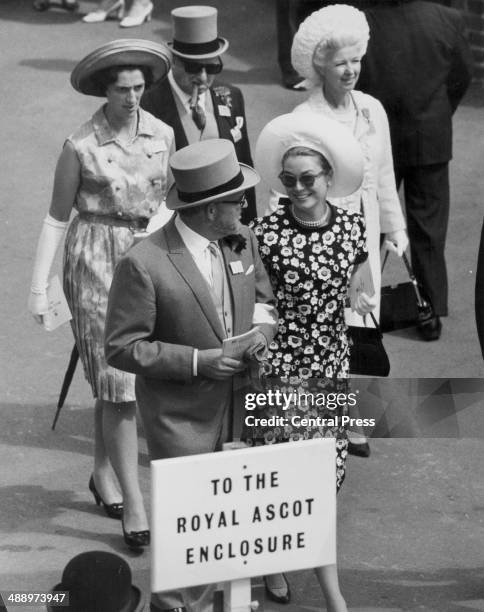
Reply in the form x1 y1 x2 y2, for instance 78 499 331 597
198 348 247 380
243 331 268 363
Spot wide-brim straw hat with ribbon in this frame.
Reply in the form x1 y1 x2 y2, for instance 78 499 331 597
255 112 364 198
166 138 259 211
168 5 229 60
49 551 144 612
70 39 172 97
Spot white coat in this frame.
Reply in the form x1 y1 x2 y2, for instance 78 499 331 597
294 89 406 325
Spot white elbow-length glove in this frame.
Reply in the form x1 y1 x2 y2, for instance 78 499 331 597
28 214 69 324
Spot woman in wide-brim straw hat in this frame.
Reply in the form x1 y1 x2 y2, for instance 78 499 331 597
291 4 408 328
28 39 174 550
250 112 376 612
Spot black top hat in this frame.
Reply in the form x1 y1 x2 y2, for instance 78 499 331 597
49 551 144 612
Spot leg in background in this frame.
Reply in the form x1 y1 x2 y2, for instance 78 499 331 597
92 398 122 504
396 163 450 317
102 400 148 533
275 0 304 88
314 564 348 612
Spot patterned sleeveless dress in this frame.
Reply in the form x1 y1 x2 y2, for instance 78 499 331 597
63 106 174 402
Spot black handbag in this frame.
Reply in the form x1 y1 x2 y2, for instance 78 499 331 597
348 312 390 377
380 252 436 333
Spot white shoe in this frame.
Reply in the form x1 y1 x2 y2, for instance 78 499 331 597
82 0 124 22
119 1 153 27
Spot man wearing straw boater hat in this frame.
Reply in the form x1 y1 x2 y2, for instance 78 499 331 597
105 138 277 611
141 5 257 224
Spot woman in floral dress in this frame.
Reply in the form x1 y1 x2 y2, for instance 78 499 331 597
250 112 376 612
28 40 174 549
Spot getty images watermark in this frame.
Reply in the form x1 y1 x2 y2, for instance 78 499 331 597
243 387 375 429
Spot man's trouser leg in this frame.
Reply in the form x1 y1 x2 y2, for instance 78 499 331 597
396 162 450 316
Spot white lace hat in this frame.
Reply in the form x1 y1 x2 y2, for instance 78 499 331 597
291 4 369 87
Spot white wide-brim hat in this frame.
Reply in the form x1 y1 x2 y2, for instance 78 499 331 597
71 39 171 97
168 5 229 60
255 112 364 198
166 139 259 210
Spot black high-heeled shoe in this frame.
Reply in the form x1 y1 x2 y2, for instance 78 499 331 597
122 520 150 550
88 475 123 520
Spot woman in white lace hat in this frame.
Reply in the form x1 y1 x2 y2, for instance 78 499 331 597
292 4 408 326
291 4 408 457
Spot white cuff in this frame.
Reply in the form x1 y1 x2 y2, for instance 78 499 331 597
192 348 198 377
30 214 69 294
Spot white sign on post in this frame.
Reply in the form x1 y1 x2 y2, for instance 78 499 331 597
151 438 336 592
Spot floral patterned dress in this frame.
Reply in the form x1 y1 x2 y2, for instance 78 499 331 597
63 106 174 402
249 201 367 489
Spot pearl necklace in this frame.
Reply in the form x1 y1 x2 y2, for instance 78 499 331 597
291 205 331 228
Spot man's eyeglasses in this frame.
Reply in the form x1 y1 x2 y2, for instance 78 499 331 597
218 194 248 208
278 170 326 189
182 58 223 75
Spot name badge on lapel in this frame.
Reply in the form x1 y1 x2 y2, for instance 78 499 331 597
218 104 231 117
229 261 244 274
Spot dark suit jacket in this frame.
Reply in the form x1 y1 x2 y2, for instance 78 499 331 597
141 79 257 222
104 219 277 459
358 1 473 166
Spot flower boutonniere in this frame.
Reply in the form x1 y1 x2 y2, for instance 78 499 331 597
361 108 371 123
213 85 233 110
223 233 247 254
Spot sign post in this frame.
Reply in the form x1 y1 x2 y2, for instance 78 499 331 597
151 438 336 610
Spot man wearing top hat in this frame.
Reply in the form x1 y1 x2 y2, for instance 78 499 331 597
141 5 257 224
104 138 277 611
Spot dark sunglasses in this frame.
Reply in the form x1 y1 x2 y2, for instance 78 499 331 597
278 170 326 189
182 58 223 75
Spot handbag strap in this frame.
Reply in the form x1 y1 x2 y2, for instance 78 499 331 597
381 250 427 308
366 311 382 333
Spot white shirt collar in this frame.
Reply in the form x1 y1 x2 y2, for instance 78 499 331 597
168 71 207 112
174 214 211 256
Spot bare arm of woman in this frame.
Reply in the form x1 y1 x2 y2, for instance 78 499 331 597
28 142 81 323
49 141 81 220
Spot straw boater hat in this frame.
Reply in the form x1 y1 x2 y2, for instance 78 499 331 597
49 551 144 612
168 5 229 60
70 39 172 97
255 112 364 198
166 139 259 210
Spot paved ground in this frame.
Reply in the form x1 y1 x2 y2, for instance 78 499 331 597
0 1 483 611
